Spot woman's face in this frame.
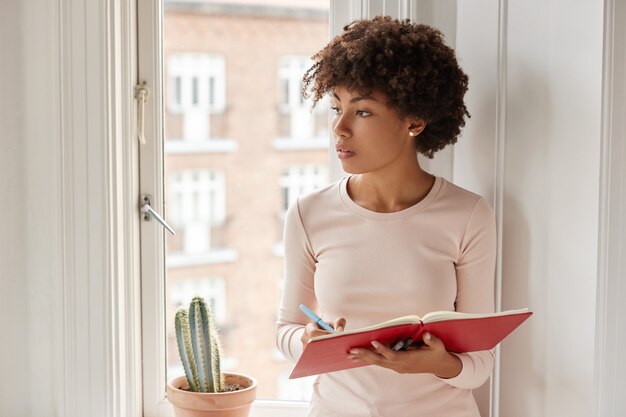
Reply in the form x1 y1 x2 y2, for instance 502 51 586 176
330 86 420 175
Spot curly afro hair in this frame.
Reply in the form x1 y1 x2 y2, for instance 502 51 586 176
302 16 470 159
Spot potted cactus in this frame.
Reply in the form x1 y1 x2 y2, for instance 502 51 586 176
167 296 257 417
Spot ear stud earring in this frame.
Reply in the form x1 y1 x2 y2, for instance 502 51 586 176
409 131 416 136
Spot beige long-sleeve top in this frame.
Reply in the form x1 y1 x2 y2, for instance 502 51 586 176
276 175 497 417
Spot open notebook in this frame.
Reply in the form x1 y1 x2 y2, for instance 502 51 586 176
290 308 532 379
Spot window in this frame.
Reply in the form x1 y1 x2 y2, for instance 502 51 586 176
280 165 329 212
275 56 330 150
169 276 227 324
273 165 329 256
166 169 234 266
165 52 235 152
168 53 225 113
138 1 348 416
167 53 225 140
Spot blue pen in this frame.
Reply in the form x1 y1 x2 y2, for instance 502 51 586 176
299 304 336 333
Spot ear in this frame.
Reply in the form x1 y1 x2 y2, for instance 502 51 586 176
407 118 427 137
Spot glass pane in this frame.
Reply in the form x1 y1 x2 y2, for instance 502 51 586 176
162 0 330 402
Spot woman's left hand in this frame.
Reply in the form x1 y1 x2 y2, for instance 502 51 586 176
346 332 463 378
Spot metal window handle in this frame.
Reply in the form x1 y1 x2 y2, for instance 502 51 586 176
141 195 176 235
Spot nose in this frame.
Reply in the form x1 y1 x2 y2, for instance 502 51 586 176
332 113 351 140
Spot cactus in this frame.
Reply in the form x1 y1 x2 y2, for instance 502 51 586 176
175 296 225 393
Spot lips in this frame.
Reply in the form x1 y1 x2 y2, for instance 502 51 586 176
335 146 355 159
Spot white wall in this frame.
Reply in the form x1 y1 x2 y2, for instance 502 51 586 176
1 0 121 415
455 1 603 417
595 1 626 414
21 0 66 416
0 1 67 416
501 1 602 416
0 0 28 415
453 2 499 414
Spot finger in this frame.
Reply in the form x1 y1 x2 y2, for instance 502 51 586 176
422 332 445 351
305 323 328 338
370 340 399 361
348 347 385 366
304 322 317 336
332 317 347 332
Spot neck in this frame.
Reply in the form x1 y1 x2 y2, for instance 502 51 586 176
347 167 435 213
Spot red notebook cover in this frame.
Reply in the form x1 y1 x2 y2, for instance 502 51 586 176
290 310 532 379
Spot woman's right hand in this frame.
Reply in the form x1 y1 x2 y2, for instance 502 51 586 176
301 317 346 347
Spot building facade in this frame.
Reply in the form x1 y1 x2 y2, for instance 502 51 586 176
163 0 330 399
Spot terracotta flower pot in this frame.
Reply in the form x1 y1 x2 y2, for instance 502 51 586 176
167 373 257 417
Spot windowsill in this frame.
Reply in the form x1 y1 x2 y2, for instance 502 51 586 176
158 398 310 417
251 399 310 416
272 137 329 150
166 248 238 267
165 138 238 153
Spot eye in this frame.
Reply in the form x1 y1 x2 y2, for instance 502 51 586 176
356 110 371 117
330 106 342 115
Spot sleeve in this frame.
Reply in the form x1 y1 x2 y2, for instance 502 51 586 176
437 197 497 389
275 197 318 362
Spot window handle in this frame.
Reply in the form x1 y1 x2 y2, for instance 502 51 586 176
134 81 149 145
141 195 176 235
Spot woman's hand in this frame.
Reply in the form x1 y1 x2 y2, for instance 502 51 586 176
346 332 463 378
301 317 347 346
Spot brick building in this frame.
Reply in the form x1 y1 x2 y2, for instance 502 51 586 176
162 0 330 399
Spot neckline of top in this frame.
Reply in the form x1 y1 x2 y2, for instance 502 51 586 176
338 175 444 220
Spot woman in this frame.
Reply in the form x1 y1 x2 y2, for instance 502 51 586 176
276 16 496 417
